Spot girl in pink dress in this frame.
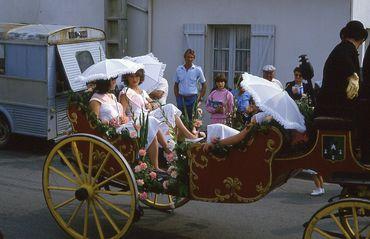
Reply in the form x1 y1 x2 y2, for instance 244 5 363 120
206 73 234 124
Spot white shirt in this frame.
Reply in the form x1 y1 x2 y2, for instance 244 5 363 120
271 78 283 89
156 77 169 105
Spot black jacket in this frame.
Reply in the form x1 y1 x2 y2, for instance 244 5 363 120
285 81 310 100
315 40 360 119
360 45 370 99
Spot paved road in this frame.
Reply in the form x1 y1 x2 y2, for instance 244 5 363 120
0 138 341 239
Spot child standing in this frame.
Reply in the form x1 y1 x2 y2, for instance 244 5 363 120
206 73 234 124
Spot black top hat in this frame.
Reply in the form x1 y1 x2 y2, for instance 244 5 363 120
340 20 368 41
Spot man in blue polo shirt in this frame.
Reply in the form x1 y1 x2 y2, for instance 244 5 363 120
174 49 206 121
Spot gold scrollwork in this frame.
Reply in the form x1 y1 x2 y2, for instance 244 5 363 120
214 188 231 202
188 145 209 169
213 177 260 203
69 113 78 124
92 150 107 164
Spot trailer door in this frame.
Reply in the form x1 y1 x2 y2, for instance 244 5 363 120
57 41 105 92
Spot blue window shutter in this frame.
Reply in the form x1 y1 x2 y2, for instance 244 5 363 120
250 25 275 75
183 24 206 69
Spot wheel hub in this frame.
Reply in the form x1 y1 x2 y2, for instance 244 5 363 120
75 185 94 201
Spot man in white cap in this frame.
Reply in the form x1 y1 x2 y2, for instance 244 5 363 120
262 64 283 89
149 77 169 105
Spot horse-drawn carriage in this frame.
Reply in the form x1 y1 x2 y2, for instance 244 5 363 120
42 87 370 239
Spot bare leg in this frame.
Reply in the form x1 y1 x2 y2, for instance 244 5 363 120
312 175 321 188
219 127 249 145
147 136 160 169
175 115 197 139
318 175 324 188
156 130 171 153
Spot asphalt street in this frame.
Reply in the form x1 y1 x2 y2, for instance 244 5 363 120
0 136 342 239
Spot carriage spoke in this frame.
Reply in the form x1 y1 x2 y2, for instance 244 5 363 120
93 152 111 182
153 194 158 205
94 171 125 190
330 213 351 239
83 200 90 238
168 195 173 204
313 227 335 239
95 198 120 233
96 190 132 196
49 166 78 185
67 201 84 227
48 186 76 192
88 142 94 184
352 207 360 239
57 150 82 184
91 201 105 239
54 196 76 210
71 141 86 182
95 195 130 218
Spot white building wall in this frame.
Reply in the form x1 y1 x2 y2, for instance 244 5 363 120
352 0 370 27
0 0 104 29
151 0 351 104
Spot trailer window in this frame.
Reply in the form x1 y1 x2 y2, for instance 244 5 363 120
76 51 94 73
0 44 4 74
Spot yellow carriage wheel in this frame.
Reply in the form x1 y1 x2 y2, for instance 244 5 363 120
43 134 138 239
303 198 370 239
141 193 189 211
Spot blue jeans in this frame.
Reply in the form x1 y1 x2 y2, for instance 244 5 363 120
176 95 197 122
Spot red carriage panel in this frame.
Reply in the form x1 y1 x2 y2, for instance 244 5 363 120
187 127 283 203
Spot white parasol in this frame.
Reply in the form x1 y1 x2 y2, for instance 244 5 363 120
124 53 166 93
79 59 144 83
240 72 306 132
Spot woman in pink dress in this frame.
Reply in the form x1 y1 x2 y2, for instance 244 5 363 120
206 73 234 124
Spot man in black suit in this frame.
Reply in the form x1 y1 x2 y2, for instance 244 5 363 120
359 45 370 164
286 67 310 100
315 21 367 120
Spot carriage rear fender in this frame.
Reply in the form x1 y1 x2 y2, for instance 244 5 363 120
0 106 14 131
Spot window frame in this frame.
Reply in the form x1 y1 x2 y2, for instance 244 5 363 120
75 50 94 73
211 25 251 88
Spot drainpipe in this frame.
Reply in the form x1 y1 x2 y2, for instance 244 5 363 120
147 0 153 53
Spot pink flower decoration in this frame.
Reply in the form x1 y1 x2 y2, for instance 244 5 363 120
138 148 147 157
109 118 120 127
129 131 137 138
149 171 157 180
165 152 174 162
162 180 169 190
139 192 148 200
211 137 220 144
136 179 144 186
193 119 203 128
170 170 178 179
139 162 147 170
167 166 175 174
134 124 141 132
134 165 142 173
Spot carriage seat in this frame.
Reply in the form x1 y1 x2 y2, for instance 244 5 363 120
313 117 353 131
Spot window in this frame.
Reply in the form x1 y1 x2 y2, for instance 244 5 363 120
76 51 94 73
212 25 251 86
0 44 4 74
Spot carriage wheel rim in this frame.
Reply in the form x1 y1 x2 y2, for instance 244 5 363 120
303 198 370 239
43 134 138 239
